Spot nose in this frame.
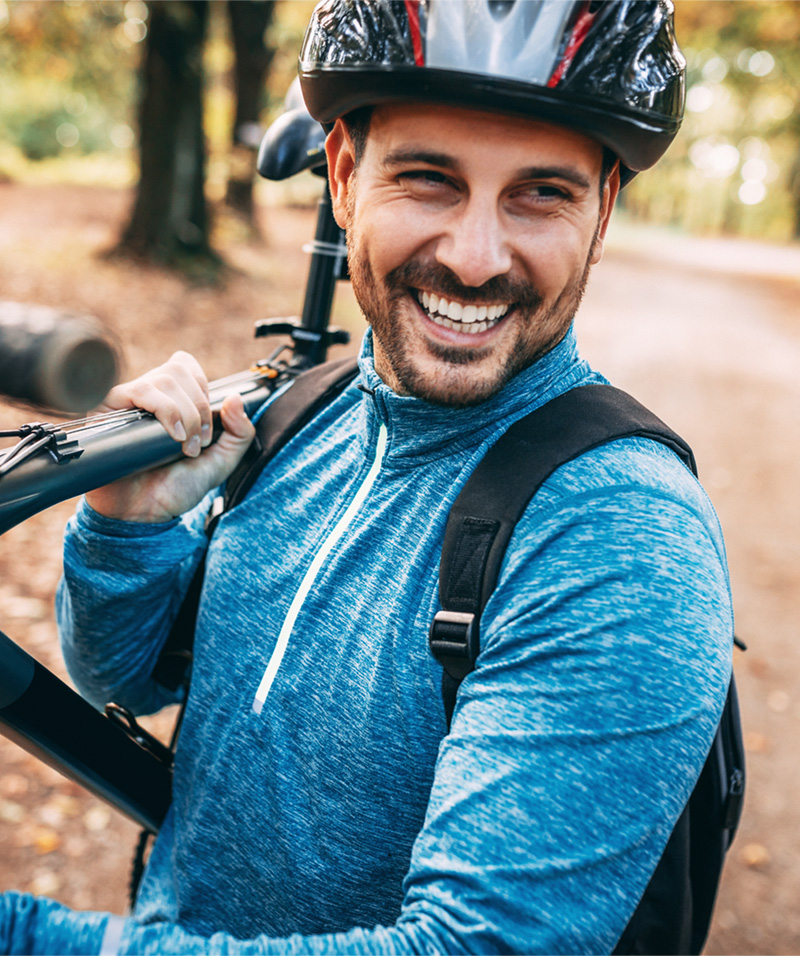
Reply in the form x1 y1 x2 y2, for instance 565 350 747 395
434 196 513 288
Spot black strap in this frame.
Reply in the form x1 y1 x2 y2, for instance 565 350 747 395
152 356 359 691
429 384 696 724
224 356 360 510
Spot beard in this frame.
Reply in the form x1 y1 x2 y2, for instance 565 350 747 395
348 235 598 408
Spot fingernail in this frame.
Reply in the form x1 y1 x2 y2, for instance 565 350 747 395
186 434 201 457
201 423 212 445
174 422 187 442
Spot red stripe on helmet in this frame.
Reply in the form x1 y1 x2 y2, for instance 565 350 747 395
404 0 425 66
547 3 596 88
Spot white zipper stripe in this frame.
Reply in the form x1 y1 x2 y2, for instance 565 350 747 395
252 423 388 714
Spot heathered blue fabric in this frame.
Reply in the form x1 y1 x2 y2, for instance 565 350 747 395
2 326 733 955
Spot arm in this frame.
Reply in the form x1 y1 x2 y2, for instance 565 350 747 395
84 350 255 524
8 464 733 954
56 352 255 714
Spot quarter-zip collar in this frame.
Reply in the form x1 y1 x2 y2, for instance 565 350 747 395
354 324 597 465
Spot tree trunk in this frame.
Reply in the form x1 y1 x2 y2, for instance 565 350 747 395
225 0 277 221
117 1 211 264
791 145 800 241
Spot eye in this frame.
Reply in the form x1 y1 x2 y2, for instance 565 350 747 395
506 182 574 215
398 169 450 185
396 169 459 200
517 183 571 202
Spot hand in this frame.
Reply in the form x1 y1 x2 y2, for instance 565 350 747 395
85 351 255 522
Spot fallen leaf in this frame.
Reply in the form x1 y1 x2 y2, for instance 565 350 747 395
33 827 61 855
744 732 771 753
0 799 25 824
83 805 111 832
0 774 29 798
28 871 62 896
740 843 770 869
767 689 790 714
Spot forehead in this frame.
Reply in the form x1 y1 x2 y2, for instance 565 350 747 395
362 101 604 177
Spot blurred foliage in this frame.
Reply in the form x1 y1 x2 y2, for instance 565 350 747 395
0 0 312 189
0 0 140 179
0 0 797 241
626 0 800 240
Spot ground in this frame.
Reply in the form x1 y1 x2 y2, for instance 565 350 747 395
0 181 798 953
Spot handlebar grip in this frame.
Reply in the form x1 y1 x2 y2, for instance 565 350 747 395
0 302 119 413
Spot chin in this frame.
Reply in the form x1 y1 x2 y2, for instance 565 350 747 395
393 358 517 408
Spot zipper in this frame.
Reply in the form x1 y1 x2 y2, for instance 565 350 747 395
252 421 388 714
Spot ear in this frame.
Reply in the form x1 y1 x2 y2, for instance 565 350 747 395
590 162 621 265
326 119 357 230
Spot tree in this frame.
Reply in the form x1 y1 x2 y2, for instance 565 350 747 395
225 1 277 222
115 1 211 266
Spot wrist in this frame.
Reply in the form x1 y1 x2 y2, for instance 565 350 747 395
78 496 179 534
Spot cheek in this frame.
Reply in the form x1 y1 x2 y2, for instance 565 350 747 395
517 224 594 294
355 198 438 272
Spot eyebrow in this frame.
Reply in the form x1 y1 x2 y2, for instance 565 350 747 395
383 148 458 170
382 149 593 190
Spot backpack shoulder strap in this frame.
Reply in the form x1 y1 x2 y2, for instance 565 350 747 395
224 355 360 510
428 383 745 953
429 383 696 720
152 355 359 691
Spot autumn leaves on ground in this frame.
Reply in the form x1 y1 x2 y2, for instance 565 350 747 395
1 181 800 953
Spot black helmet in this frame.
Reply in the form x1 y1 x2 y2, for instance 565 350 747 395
299 0 685 180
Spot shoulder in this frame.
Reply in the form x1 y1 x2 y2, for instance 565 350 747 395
529 435 726 561
487 434 733 694
503 434 731 606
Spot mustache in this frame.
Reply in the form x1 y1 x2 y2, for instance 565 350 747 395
384 259 544 312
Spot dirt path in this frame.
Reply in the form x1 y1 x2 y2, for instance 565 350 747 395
0 183 798 953
582 225 800 956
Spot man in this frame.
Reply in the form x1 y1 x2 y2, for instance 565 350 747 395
0 1 733 954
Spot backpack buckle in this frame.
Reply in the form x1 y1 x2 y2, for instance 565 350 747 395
429 610 479 681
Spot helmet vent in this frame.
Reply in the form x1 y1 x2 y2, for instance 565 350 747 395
487 0 516 19
426 0 578 85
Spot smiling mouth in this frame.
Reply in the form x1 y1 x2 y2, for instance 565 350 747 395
415 290 511 335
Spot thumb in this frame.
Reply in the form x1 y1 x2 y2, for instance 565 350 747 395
219 391 256 445
195 392 255 489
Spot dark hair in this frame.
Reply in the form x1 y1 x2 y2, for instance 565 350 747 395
344 106 618 197
600 146 618 197
342 106 373 166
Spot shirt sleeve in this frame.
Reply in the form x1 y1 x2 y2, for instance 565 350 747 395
57 494 212 715
398 481 733 953
15 451 733 955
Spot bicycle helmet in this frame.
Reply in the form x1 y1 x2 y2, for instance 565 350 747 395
299 0 685 181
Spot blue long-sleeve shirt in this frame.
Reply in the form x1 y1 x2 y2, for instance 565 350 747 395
1 327 733 955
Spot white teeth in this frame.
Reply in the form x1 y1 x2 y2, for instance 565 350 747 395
416 291 510 335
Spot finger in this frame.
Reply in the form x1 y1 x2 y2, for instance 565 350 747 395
112 354 211 456
167 351 212 444
219 392 256 443
122 376 198 449
99 381 143 414
99 351 208 416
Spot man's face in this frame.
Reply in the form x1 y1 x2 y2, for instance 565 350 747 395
327 102 619 407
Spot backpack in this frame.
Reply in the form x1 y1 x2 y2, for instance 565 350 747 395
154 356 745 955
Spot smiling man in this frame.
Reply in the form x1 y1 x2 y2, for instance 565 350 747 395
329 103 618 406
0 2 736 955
